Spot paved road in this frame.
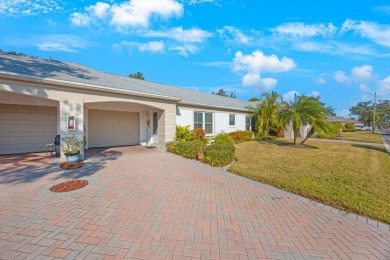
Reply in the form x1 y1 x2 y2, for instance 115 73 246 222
380 129 390 155
0 146 389 259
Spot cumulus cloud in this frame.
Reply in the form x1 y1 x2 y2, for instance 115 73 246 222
233 50 296 89
271 22 337 37
282 90 320 102
169 44 198 57
351 65 373 82
340 19 390 48
217 26 251 45
71 0 183 28
334 70 351 84
377 76 390 97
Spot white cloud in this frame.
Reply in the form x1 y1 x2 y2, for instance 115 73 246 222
143 27 212 43
334 70 351 84
113 40 165 53
283 90 299 102
217 26 251 45
181 0 218 5
315 74 326 84
271 22 337 37
340 19 390 48
0 0 64 16
377 76 390 97
169 44 198 57
33 34 88 53
373 5 390 15
70 12 91 26
233 50 296 89
292 40 375 56
310 91 320 98
359 84 374 101
351 65 373 82
71 0 183 28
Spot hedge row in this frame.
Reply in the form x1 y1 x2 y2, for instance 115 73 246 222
228 130 253 143
204 142 235 167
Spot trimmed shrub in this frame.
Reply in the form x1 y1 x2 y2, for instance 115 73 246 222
170 140 205 159
228 130 253 143
344 123 356 132
166 141 177 153
192 128 206 142
214 133 235 145
175 125 193 142
204 143 235 167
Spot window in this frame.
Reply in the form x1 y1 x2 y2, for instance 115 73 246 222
229 114 235 126
194 112 213 135
246 116 251 131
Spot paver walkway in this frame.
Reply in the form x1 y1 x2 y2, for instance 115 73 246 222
0 146 389 259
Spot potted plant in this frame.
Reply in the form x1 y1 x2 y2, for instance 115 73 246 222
62 135 83 163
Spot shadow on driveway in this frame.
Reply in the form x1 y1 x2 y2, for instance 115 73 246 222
0 148 122 185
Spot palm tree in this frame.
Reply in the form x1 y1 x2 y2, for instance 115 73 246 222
251 91 283 137
279 95 329 145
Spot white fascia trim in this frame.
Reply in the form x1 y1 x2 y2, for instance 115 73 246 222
180 101 252 113
0 71 182 102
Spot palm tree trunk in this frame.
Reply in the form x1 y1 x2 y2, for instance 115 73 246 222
301 128 315 145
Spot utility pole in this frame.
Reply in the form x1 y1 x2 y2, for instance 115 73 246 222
372 92 376 133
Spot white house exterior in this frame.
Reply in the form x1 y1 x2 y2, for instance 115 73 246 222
0 53 255 157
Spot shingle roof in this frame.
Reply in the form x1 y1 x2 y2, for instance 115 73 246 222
0 53 257 111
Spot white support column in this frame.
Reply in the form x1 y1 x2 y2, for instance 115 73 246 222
59 98 84 160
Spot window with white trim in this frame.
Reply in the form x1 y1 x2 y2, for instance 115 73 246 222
194 112 213 135
229 114 235 126
246 116 251 131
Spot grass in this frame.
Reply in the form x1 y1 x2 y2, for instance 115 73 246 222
337 131 384 144
229 140 390 224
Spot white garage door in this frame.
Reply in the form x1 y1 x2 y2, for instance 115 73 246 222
0 104 57 155
88 109 139 148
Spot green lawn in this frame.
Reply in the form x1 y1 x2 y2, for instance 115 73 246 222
337 131 384 144
229 140 390 224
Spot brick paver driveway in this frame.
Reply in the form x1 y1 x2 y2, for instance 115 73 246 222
0 146 389 259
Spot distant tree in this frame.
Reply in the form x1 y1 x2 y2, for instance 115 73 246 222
249 97 261 102
349 101 386 126
212 88 237 98
326 106 337 117
129 72 145 80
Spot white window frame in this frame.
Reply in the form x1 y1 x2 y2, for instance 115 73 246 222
245 115 251 131
194 111 214 136
229 114 236 126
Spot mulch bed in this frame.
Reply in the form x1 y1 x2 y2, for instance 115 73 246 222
50 180 89 193
60 161 85 170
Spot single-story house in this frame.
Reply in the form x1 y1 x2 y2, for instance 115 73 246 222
0 52 256 156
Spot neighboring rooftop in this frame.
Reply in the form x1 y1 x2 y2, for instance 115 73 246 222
0 52 257 111
327 116 357 123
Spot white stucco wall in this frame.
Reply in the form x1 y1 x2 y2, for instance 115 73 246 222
176 106 249 136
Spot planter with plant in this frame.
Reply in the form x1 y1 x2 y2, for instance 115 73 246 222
62 135 83 163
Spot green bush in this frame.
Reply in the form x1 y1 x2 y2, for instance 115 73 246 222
228 130 253 143
166 141 177 153
214 133 235 144
204 143 235 166
344 123 356 132
169 140 205 159
175 125 193 142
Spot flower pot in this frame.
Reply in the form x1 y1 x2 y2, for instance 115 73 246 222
65 153 80 163
197 153 204 161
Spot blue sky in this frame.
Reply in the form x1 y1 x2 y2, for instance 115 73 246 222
1 0 390 116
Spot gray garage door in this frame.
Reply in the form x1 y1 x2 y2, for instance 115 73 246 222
0 104 57 155
88 109 139 148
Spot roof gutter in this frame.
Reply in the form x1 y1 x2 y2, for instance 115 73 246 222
0 71 182 102
179 100 254 113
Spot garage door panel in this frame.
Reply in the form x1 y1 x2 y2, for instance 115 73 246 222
0 104 57 155
88 109 139 148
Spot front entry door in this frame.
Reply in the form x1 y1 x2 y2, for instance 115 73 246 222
153 112 158 144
